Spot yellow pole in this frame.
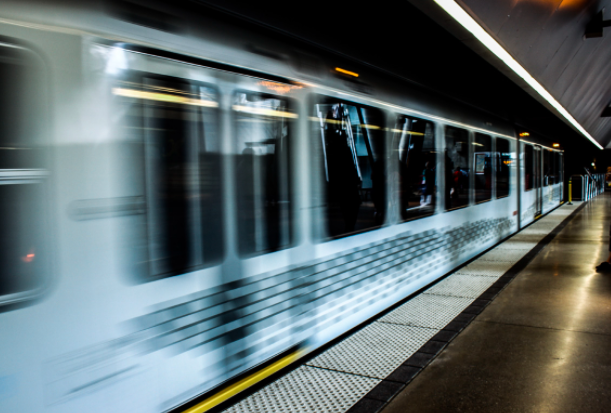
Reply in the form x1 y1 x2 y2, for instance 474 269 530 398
568 178 573 205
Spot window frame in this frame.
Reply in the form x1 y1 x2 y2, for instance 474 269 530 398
391 113 438 222
494 137 512 199
473 133 493 204
444 125 472 211
310 94 389 241
231 89 297 257
523 143 535 192
0 41 51 307
115 70 224 280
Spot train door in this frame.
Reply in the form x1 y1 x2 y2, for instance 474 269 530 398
534 145 543 216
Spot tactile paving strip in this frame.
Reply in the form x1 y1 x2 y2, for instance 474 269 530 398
510 233 547 243
306 322 437 379
531 220 561 228
378 294 474 329
222 365 380 413
424 274 498 298
495 240 539 250
455 260 513 277
477 250 528 264
527 224 560 233
220 203 580 413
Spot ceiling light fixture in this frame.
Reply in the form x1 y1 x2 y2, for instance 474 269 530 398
433 0 603 150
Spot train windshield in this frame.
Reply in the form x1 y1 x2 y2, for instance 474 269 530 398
313 98 386 238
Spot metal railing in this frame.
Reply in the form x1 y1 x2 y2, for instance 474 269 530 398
569 173 604 202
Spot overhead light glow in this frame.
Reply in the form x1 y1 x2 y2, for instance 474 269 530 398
258 81 303 95
519 132 530 137
113 88 218 107
334 67 359 78
553 143 560 147
433 0 603 150
388 129 425 135
233 105 298 119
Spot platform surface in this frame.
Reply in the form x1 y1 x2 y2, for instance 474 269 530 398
383 194 611 413
217 196 610 413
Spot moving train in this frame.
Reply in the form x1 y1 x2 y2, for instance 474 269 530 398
0 1 563 412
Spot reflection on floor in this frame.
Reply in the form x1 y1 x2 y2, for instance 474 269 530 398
383 194 611 413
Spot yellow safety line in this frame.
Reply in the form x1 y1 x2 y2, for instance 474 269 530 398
182 348 307 413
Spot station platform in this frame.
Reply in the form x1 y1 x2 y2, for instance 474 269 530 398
216 195 610 413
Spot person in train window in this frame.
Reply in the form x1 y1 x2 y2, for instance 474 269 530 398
420 161 435 207
324 104 362 233
453 167 462 194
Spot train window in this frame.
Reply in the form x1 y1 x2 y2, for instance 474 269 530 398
391 115 436 221
550 149 560 185
534 146 542 189
543 149 553 185
116 74 223 279
524 144 534 191
444 126 470 210
555 152 563 183
312 97 386 238
233 92 294 255
0 45 48 302
474 133 492 203
495 138 511 198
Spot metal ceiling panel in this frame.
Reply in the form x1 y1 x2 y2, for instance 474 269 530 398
459 0 611 145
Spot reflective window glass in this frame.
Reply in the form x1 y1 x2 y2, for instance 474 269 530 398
474 133 492 203
233 92 294 255
524 144 534 191
445 126 470 210
554 152 563 183
543 149 553 185
0 46 48 301
495 138 511 198
116 74 223 279
313 98 386 238
391 115 436 220
535 146 541 189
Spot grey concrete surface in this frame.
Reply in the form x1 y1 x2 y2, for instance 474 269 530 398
382 195 611 413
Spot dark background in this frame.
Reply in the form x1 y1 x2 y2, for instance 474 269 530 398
194 0 609 177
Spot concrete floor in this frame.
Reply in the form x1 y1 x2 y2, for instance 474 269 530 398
382 195 611 413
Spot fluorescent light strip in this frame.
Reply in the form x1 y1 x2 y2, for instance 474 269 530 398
434 0 603 150
232 105 298 119
113 88 218 107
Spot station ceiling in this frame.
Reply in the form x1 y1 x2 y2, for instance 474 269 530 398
413 0 611 149
198 0 609 152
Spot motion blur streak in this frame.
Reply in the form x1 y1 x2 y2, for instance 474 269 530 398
183 349 307 413
112 87 219 107
0 2 570 413
231 105 298 118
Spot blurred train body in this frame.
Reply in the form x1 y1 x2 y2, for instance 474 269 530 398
0 1 564 412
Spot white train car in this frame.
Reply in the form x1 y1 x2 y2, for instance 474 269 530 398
0 1 563 412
